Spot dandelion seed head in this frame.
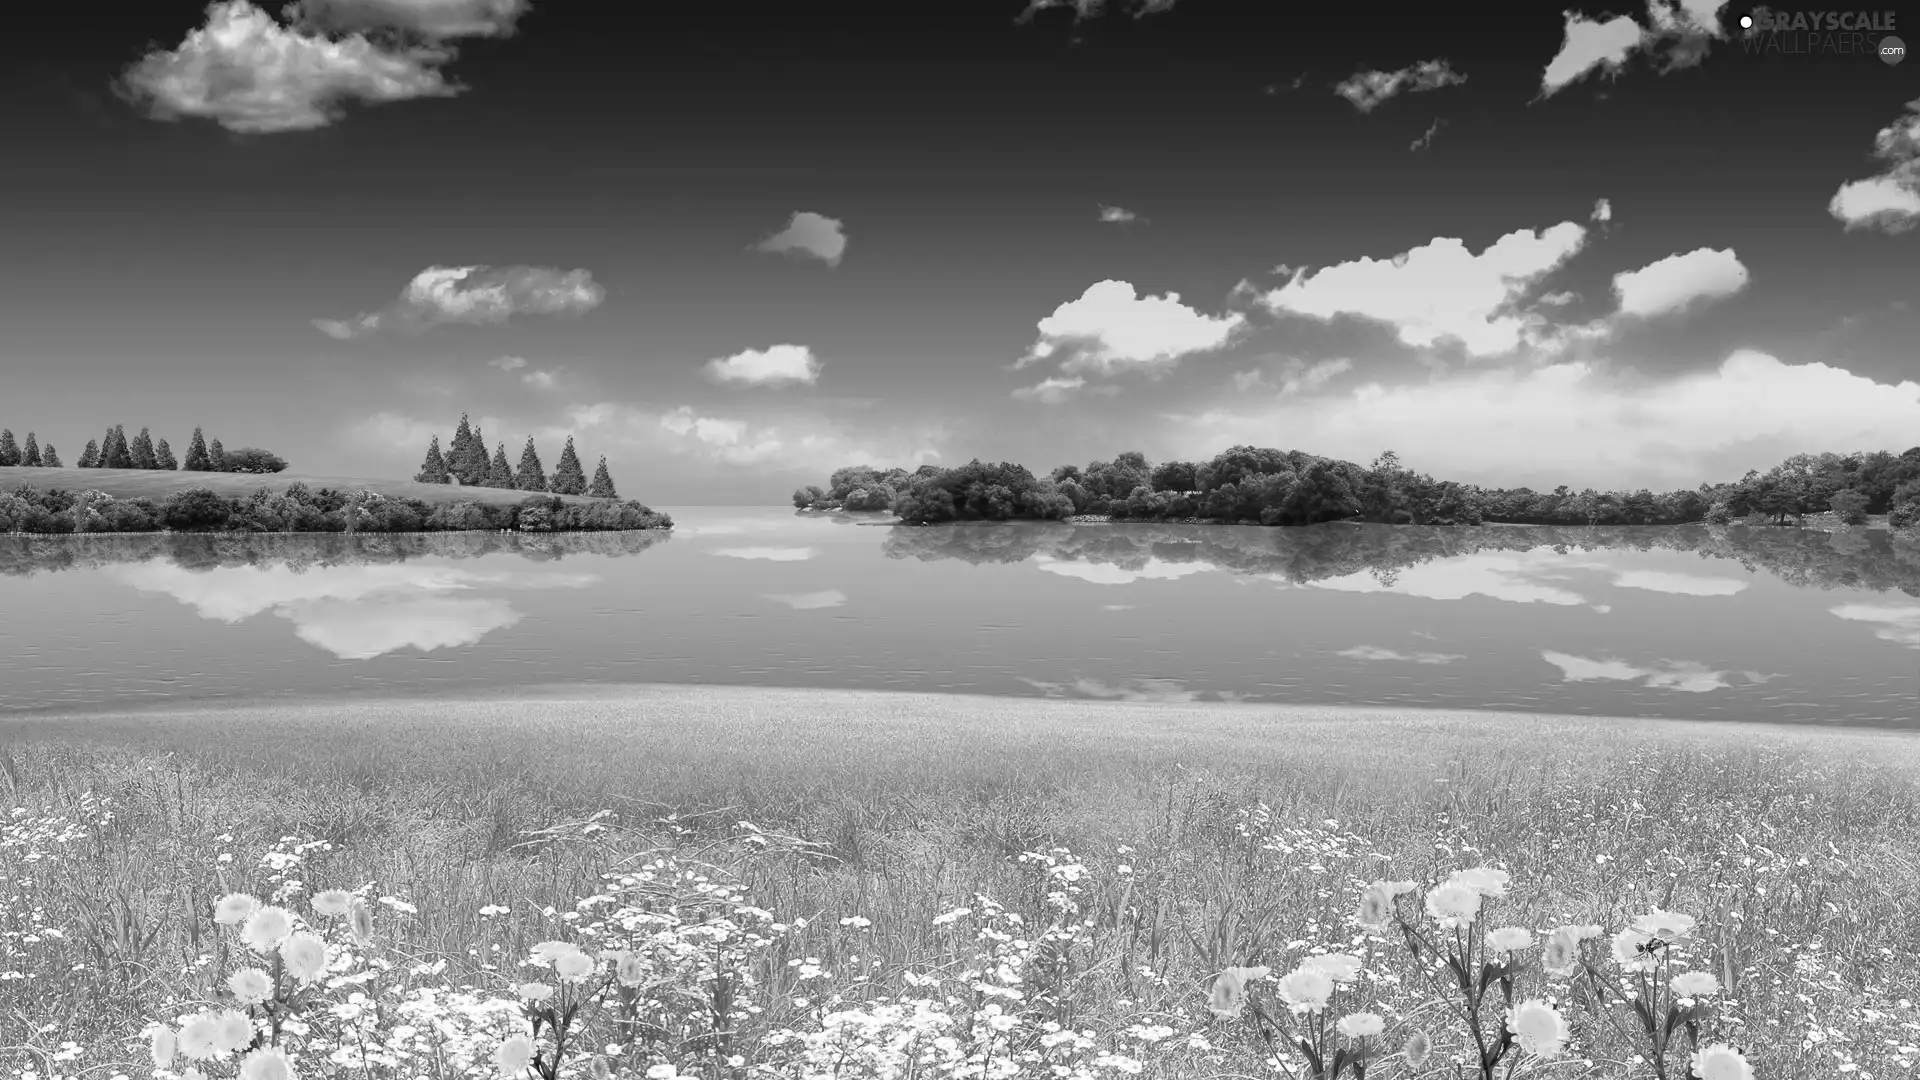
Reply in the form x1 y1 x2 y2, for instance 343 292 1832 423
1508 998 1568 1058
228 968 274 1005
554 948 596 980
240 906 294 953
1336 1011 1384 1038
1691 1043 1754 1080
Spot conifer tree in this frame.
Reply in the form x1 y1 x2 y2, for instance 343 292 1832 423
102 425 133 469
21 432 40 467
466 423 489 485
549 436 587 495
40 444 60 468
130 427 157 469
156 438 178 470
449 414 479 485
513 436 548 491
208 438 227 471
99 427 118 467
415 435 453 483
0 429 18 467
183 427 211 471
77 439 100 468
587 456 618 499
487 442 514 488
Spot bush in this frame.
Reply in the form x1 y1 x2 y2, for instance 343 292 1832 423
518 505 553 532
1829 488 1870 525
161 487 233 532
1704 501 1734 525
221 447 289 474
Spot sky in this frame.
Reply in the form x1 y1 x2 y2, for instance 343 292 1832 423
2 0 1917 504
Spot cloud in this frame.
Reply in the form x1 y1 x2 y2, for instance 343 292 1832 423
1278 357 1353 395
1257 220 1588 357
1016 0 1178 21
1175 349 1920 492
1539 0 1730 97
1098 204 1142 224
1334 59 1466 112
713 547 820 561
1592 198 1613 222
1538 650 1733 692
1309 551 1590 606
765 590 848 609
705 344 823 386
559 402 944 478
295 0 530 37
1610 570 1748 595
1012 376 1088 404
118 0 458 133
1829 604 1920 649
1021 676 1203 702
1829 99 1920 233
1409 118 1443 152
755 211 847 266
490 355 528 371
1611 247 1749 318
315 264 604 338
521 369 557 389
1021 279 1247 377
1031 555 1217 585
1336 644 1466 664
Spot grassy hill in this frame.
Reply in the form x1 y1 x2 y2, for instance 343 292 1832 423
0 467 617 507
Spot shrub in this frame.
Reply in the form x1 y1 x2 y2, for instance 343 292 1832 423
1829 488 1870 525
222 446 289 474
518 505 554 532
161 487 234 531
1704 501 1734 525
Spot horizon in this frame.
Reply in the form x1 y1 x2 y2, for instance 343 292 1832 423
5 1 1919 504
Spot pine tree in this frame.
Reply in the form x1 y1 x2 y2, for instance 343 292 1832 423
98 427 118 467
487 442 514 488
469 424 491 484
102 425 133 469
77 439 100 468
587 456 618 499
130 427 157 469
208 438 227 471
550 436 588 495
449 414 479 485
0 429 18 467
21 432 40 467
183 427 211 471
513 436 548 491
40 444 61 468
415 435 452 483
156 438 179 470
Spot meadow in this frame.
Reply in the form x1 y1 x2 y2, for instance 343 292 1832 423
4 685 1917 1079
0 468 612 509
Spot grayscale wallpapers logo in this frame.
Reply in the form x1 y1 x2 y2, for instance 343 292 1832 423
1735 8 1905 62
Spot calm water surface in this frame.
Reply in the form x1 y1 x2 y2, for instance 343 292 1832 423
2 508 1916 725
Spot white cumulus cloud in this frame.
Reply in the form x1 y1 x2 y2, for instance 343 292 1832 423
1539 650 1733 692
1336 644 1466 664
1012 376 1088 404
1829 99 1920 233
1333 58 1466 112
755 211 847 266
1539 0 1729 97
1098 204 1142 223
315 264 603 338
1611 247 1749 318
1021 279 1246 376
705 344 823 386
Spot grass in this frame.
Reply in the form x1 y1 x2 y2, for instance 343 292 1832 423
0 466 614 508
4 685 1918 1077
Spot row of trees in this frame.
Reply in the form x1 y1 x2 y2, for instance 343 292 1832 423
800 446 1920 528
0 483 672 535
413 415 619 498
0 424 287 473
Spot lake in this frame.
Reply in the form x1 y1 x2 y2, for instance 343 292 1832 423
2 507 1915 725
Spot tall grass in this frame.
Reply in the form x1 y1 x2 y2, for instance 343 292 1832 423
3 688 1917 1077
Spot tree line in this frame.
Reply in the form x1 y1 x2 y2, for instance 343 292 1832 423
0 424 287 473
799 446 1920 529
414 415 620 498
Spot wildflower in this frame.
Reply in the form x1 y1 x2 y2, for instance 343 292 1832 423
531 940 578 961
241 906 295 953
280 933 328 986
1276 963 1336 1015
646 1066 679 1079
1507 999 1568 1058
228 968 275 1005
238 1048 295 1080
1541 929 1581 976
1403 1031 1430 1067
518 982 555 1002
177 1015 221 1061
554 948 597 980
311 890 353 918
591 1058 612 1080
1305 953 1363 984
495 1035 535 1078
1207 965 1270 1018
1336 1011 1385 1039
1424 882 1482 929
1446 866 1511 898
214 893 259 926
1633 908 1697 945
1671 971 1722 999
149 1026 177 1069
1690 1043 1755 1080
1486 926 1534 953
615 949 645 987
347 898 374 946
1611 927 1658 972
212 1010 254 1054
1357 883 1394 930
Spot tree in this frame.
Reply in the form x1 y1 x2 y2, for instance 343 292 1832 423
587 456 618 499
792 484 826 509
77 439 100 468
0 429 18 466
21 432 40 467
223 447 288 473
416 436 453 483
155 438 179 470
130 426 158 470
208 438 227 471
449 414 481 485
1829 488 1869 525
513 437 548 491
40 444 61 468
465 424 489 485
487 443 514 488
101 425 133 469
549 437 588 495
183 427 212 471
1150 460 1199 492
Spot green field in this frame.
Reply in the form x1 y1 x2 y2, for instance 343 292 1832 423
0 466 617 507
3 686 1915 1078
